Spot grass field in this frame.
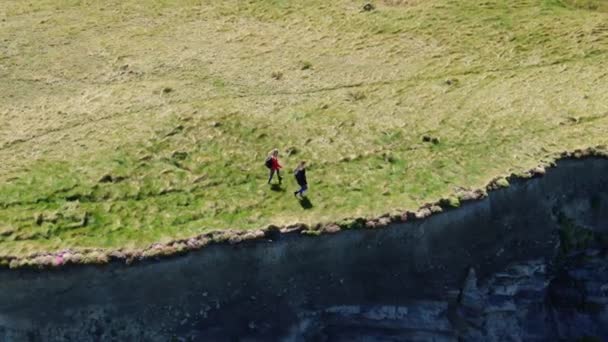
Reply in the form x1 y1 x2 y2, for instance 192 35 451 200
0 0 607 258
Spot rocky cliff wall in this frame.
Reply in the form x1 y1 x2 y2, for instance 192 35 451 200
0 157 607 341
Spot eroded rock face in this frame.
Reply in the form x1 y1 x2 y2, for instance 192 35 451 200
0 157 607 341
293 253 608 341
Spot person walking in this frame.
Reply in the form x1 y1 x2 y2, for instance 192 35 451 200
266 149 282 184
293 161 308 197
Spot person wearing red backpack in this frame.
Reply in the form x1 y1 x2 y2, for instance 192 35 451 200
265 148 282 184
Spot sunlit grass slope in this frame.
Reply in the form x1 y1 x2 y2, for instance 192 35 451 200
0 0 607 256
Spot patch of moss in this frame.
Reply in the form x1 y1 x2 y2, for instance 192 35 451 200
301 229 321 236
576 336 604 342
442 196 461 208
590 195 601 210
337 218 367 230
557 213 597 254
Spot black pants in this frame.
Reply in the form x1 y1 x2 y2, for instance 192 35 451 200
268 169 282 183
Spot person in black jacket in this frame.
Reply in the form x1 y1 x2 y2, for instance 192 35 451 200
293 161 308 197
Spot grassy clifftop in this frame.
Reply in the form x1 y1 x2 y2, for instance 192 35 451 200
0 0 607 257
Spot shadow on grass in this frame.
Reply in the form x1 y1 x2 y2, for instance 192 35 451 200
298 196 313 210
270 184 285 192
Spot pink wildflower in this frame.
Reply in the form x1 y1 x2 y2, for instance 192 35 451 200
54 255 64 266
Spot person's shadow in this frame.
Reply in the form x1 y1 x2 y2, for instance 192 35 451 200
298 196 313 209
270 184 285 192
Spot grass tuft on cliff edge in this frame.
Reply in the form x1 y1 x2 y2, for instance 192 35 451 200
0 0 607 257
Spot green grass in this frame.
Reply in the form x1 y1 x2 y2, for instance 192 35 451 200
0 0 607 257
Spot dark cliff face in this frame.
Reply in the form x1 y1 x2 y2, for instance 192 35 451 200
0 158 607 341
